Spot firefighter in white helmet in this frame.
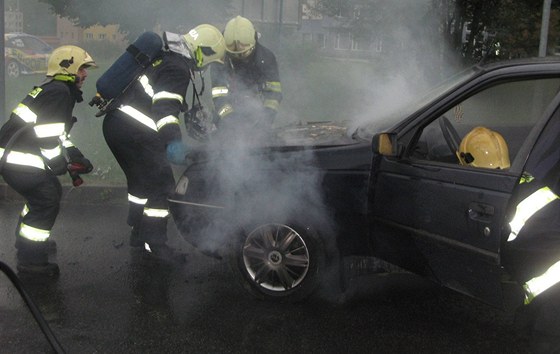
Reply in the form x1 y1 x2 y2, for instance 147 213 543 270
0 45 97 276
101 25 225 264
210 16 282 141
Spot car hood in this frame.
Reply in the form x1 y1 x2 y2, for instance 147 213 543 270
272 121 360 147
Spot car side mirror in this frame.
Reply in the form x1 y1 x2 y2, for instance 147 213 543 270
372 132 397 156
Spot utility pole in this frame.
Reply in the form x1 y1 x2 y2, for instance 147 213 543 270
539 0 552 57
0 0 5 121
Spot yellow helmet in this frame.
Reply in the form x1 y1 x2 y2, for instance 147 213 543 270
457 126 510 169
182 24 226 68
224 16 257 60
47 45 97 77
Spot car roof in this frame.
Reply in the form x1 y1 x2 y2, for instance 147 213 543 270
476 57 560 73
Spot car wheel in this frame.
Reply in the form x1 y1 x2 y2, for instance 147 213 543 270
228 222 326 303
6 60 21 78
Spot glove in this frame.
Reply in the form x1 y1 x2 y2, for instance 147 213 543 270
68 157 93 174
65 147 93 173
166 140 189 165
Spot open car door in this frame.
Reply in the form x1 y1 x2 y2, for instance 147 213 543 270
368 74 560 307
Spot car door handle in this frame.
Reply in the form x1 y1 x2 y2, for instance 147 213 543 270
468 202 494 222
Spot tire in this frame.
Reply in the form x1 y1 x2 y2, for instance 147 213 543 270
228 222 326 303
6 60 21 78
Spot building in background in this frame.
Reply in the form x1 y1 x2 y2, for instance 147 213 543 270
5 7 23 33
5 0 379 62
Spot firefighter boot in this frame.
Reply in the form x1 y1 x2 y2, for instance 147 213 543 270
15 237 57 254
16 245 59 277
143 244 187 265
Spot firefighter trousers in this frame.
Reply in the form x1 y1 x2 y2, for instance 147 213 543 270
103 111 176 246
2 167 62 261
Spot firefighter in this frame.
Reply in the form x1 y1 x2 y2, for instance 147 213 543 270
502 116 560 304
210 16 282 141
0 45 97 276
102 25 225 264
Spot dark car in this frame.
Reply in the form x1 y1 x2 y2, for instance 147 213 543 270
4 33 53 78
169 58 560 347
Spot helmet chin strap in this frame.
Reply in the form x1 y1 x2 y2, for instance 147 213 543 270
53 74 76 83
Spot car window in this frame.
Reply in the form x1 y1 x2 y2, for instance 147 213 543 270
7 38 25 48
411 78 560 167
22 37 50 52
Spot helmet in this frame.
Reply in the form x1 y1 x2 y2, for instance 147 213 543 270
458 126 510 169
47 45 97 77
224 16 257 60
182 24 226 68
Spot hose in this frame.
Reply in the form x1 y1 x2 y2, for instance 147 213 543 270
0 260 66 353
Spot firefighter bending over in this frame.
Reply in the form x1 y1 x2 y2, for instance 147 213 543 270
210 16 282 142
0 46 97 276
102 25 225 264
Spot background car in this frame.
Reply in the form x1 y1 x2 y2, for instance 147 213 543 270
4 33 53 78
170 58 560 350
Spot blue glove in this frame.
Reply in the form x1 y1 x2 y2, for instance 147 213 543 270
166 140 189 165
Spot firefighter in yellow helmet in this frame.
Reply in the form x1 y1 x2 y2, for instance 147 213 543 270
0 45 97 276
457 126 511 169
101 25 225 264
210 16 282 142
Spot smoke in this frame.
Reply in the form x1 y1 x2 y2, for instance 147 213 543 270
172 0 462 275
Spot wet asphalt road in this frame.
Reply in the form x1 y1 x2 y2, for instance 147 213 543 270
0 186 531 353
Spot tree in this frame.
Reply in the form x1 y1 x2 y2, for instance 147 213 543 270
38 0 235 39
311 0 560 66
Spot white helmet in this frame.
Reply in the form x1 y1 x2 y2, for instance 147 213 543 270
224 16 257 60
47 45 97 77
182 24 226 68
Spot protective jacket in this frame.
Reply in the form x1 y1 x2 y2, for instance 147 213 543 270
103 50 191 246
211 42 282 130
503 115 560 304
0 76 86 257
0 78 85 174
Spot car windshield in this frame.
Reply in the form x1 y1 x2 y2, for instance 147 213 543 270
355 65 480 139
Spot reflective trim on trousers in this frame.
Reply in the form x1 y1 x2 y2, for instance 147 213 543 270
128 193 148 205
524 260 560 304
19 223 50 242
143 207 170 218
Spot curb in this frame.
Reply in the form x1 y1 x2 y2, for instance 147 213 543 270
0 183 128 205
